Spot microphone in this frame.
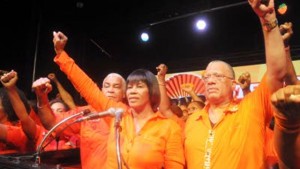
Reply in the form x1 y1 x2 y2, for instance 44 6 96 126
75 107 117 122
114 108 124 125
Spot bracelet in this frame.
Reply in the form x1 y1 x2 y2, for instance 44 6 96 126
37 102 50 109
263 19 278 32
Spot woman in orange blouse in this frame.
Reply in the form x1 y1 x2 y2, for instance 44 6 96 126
50 31 185 169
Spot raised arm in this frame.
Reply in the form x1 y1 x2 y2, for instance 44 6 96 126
48 73 76 109
249 0 286 93
156 64 171 115
279 22 298 85
271 85 300 169
32 77 56 130
0 70 37 140
181 83 205 102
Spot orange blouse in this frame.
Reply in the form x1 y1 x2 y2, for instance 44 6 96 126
54 51 185 169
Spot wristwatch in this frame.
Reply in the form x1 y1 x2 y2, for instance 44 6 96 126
263 19 278 32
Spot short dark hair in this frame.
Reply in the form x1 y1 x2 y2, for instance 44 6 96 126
126 69 160 111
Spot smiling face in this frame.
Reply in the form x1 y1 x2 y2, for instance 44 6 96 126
204 61 236 105
125 69 160 112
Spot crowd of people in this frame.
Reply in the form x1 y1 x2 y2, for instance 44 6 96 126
0 0 299 168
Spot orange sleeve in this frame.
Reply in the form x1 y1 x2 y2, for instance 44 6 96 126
54 51 128 125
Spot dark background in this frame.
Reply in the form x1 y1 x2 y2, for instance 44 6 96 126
1 0 299 104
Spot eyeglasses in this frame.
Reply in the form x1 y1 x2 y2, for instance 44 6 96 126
202 72 234 82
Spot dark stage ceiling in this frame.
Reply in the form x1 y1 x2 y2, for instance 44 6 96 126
1 0 299 101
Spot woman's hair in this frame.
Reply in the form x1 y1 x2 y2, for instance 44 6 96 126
0 87 31 122
126 69 160 111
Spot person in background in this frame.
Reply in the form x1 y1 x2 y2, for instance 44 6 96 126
48 73 77 110
0 70 38 154
237 71 251 97
271 85 300 169
33 71 126 169
270 21 300 169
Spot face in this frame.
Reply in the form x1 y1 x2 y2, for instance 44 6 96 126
126 81 150 111
203 61 235 104
102 75 125 102
51 102 67 114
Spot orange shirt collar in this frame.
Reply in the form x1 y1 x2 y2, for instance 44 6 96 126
194 100 239 121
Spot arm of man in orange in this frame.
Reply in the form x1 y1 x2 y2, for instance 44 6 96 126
48 73 76 109
249 0 286 93
271 85 300 169
1 70 38 140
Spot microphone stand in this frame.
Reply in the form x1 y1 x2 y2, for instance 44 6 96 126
115 110 123 169
34 109 89 167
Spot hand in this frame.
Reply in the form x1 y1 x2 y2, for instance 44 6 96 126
53 31 68 55
156 64 168 77
280 22 293 47
156 64 168 83
181 83 194 94
48 73 58 82
238 72 251 90
271 85 300 120
0 70 17 88
248 0 275 21
32 77 53 96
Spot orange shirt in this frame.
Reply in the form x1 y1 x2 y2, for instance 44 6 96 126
184 75 274 169
0 121 35 154
54 51 185 169
54 105 110 169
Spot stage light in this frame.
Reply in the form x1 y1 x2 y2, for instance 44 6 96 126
277 3 287 15
196 19 207 31
140 32 149 42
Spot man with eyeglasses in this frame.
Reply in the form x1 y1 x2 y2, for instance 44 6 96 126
184 0 287 168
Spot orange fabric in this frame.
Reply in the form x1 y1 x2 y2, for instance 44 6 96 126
184 74 274 169
265 127 278 168
54 51 185 169
0 122 35 154
54 105 110 169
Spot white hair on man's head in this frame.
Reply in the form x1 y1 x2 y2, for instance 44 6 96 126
103 73 126 92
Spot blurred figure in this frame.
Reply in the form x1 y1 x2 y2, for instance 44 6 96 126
270 21 300 169
271 85 300 169
181 83 206 103
0 70 37 154
48 73 76 110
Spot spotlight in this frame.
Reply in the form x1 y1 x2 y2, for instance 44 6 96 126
277 3 287 15
195 19 207 31
140 32 149 42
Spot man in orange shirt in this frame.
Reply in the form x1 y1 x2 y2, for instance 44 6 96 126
33 73 126 169
184 0 287 168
